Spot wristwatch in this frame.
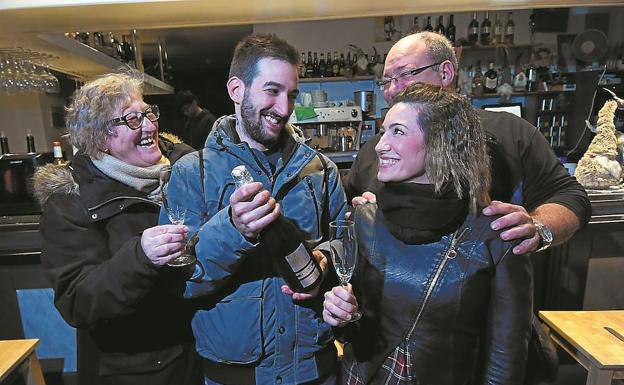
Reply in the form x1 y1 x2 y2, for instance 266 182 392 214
532 218 553 252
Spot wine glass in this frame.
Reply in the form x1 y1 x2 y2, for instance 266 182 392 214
329 219 361 322
159 165 196 267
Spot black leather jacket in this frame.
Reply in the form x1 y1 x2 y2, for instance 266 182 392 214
342 203 533 385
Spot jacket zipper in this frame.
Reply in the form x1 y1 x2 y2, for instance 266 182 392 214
405 226 470 340
304 176 321 237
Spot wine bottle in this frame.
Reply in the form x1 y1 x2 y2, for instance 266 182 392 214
299 52 306 78
313 52 319 77
468 12 479 46
480 11 491 46
26 130 36 153
410 16 421 34
434 16 445 36
305 51 314 78
492 13 503 45
319 53 326 78
424 16 433 31
505 12 515 45
446 14 456 45
231 165 323 293
332 51 340 77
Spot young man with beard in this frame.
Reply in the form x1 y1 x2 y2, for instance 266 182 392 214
161 34 346 385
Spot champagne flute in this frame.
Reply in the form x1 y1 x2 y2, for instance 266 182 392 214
329 219 361 322
159 165 196 267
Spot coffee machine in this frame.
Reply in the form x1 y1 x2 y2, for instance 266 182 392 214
289 106 363 167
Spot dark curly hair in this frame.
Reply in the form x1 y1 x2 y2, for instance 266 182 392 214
228 33 299 86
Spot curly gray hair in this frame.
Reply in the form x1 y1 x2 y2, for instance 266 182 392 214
391 83 490 212
65 71 144 158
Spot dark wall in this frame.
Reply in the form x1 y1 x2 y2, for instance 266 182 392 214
145 66 233 138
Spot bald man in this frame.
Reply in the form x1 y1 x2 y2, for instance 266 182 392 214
346 31 589 256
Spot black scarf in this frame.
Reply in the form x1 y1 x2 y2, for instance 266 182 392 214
376 182 468 245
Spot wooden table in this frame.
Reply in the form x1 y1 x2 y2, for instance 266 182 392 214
0 339 46 385
539 311 624 385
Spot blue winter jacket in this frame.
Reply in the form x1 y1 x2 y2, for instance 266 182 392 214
160 115 347 385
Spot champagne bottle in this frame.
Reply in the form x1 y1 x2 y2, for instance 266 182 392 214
231 165 323 293
468 12 479 46
446 14 456 45
480 11 491 46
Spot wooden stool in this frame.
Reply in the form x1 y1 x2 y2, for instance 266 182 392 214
0 339 46 385
539 311 624 385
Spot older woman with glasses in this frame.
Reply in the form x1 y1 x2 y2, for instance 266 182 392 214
33 72 201 385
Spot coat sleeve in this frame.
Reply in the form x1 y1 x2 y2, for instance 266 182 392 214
482 241 533 385
40 195 162 328
160 152 256 298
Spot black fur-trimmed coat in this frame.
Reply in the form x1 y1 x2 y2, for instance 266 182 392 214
33 134 200 384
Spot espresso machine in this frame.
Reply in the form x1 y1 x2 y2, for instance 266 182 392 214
289 106 363 169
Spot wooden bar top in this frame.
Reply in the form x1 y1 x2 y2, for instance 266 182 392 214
540 311 624 369
0 339 39 382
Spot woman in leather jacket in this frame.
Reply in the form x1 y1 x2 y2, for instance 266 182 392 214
323 84 533 385
33 72 201 385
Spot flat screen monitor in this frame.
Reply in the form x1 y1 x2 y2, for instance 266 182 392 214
481 103 523 118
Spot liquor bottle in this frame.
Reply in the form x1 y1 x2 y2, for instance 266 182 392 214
434 16 446 36
306 51 314 78
0 131 9 154
231 165 323 293
446 14 456 45
480 11 491 46
344 52 352 77
318 53 326 77
338 53 346 76
468 12 479 46
332 51 340 77
299 52 307 78
52 141 64 165
121 35 135 68
492 13 503 45
484 62 498 93
424 16 433 31
472 61 484 96
313 52 319 77
325 51 333 77
505 12 515 45
26 130 36 153
526 65 537 92
410 16 421 34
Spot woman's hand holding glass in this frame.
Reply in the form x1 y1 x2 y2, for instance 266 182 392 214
323 283 360 326
141 224 188 266
159 165 197 267
323 220 361 325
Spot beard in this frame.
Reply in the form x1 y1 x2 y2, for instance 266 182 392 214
240 91 284 148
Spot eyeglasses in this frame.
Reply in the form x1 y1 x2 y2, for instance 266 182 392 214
110 105 160 130
376 62 443 90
